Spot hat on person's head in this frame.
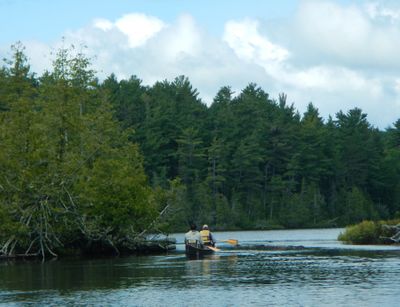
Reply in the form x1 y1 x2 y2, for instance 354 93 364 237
202 224 209 229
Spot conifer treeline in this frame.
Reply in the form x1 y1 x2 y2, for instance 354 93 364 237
1 45 400 254
103 72 400 231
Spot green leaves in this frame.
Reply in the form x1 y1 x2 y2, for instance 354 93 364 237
77 150 155 234
0 44 156 258
2 41 400 244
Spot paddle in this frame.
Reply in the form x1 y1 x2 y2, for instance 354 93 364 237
177 239 238 246
206 245 221 252
218 239 239 246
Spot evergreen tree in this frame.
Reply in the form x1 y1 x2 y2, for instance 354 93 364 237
0 45 156 258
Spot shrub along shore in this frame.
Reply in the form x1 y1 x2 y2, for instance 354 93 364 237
338 219 400 244
2 43 400 259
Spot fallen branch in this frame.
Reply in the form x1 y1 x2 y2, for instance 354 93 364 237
139 204 170 237
0 235 18 256
381 223 400 243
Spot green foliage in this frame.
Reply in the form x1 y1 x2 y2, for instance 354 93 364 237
0 44 156 258
338 219 400 244
2 41 400 245
76 144 156 238
338 220 380 244
280 181 325 228
153 178 189 232
338 187 378 225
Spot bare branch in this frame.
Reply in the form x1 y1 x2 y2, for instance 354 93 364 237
381 224 400 243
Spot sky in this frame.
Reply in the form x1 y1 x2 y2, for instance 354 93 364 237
1 0 400 129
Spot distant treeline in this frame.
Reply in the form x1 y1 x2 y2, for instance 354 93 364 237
1 43 400 257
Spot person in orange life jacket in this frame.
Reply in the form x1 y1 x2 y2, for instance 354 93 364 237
185 223 202 247
199 224 215 247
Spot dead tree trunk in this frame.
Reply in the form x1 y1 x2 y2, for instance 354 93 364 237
381 223 400 243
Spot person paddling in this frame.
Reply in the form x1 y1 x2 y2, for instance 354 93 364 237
185 223 202 248
199 224 216 247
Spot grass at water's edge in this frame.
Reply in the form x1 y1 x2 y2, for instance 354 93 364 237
338 219 400 244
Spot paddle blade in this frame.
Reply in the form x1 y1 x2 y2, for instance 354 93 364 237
221 239 239 246
206 246 221 252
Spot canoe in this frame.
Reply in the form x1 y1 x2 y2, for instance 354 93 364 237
185 243 214 256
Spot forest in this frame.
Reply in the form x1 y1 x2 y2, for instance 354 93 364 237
1 43 400 257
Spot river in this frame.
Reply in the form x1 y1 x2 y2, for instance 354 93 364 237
1 228 399 306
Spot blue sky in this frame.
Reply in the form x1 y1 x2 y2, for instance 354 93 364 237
0 0 299 44
1 0 400 128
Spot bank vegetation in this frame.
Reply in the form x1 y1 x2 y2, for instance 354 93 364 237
2 43 400 258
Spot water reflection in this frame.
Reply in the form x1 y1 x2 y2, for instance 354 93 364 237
1 229 400 306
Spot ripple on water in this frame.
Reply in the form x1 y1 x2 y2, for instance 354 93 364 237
1 229 400 306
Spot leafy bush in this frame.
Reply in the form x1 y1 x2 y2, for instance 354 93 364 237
338 219 400 244
338 221 380 244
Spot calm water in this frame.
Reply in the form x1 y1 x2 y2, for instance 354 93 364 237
1 229 400 306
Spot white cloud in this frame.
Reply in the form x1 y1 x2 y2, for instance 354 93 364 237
21 41 52 76
156 14 203 61
114 13 165 48
365 2 400 22
5 1 400 128
93 18 113 31
220 17 382 96
223 19 289 64
293 0 400 69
